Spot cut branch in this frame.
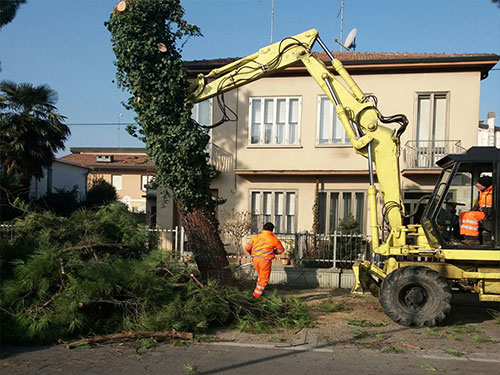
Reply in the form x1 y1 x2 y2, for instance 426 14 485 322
66 330 193 349
190 273 204 288
58 243 125 256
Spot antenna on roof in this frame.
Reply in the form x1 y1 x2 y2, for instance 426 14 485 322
334 28 357 51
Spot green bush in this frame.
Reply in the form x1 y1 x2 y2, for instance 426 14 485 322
84 178 117 208
32 187 80 217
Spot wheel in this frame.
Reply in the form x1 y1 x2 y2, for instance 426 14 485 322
379 266 452 327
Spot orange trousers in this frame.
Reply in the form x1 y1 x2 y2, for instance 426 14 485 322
252 258 272 299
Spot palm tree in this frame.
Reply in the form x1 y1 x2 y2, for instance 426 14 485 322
0 0 27 29
0 80 70 185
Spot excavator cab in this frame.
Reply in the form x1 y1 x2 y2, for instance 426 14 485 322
421 147 499 249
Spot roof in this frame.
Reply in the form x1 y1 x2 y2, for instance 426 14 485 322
59 153 155 170
184 52 499 79
70 147 146 154
53 159 90 170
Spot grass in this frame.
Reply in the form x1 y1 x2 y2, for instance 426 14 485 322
128 353 142 361
443 349 465 357
352 328 370 339
381 346 406 354
315 299 351 313
422 364 438 372
473 335 494 343
489 309 500 325
184 363 198 374
140 338 157 350
424 327 442 337
346 318 388 327
196 334 214 343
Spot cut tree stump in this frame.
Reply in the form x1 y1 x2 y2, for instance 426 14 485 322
115 1 127 13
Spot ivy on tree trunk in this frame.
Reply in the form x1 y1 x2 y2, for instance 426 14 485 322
106 0 231 284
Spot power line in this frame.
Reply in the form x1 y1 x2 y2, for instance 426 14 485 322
66 122 137 126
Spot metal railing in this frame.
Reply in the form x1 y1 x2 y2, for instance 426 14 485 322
403 140 466 169
148 226 186 257
209 143 234 172
293 231 369 269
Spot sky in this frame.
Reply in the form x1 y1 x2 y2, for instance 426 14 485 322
1 0 499 157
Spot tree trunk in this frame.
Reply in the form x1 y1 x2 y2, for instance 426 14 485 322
179 205 232 285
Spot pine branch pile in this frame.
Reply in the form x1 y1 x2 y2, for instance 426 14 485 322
0 203 312 344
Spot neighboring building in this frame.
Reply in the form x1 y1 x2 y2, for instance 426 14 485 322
478 112 499 147
154 51 499 252
60 148 155 212
30 159 89 201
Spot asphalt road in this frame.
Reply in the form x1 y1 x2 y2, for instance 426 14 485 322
2 340 499 375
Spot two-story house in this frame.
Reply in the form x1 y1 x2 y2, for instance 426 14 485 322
153 51 499 252
60 147 154 213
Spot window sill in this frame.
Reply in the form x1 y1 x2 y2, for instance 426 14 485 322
315 144 353 148
247 145 303 149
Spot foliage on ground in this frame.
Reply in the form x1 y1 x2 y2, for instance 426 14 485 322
0 203 311 344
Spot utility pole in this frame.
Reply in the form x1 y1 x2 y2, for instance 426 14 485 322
270 0 275 43
340 0 344 51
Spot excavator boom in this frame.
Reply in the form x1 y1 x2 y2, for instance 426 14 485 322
188 29 410 252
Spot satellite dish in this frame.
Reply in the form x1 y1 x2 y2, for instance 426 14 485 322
344 28 357 50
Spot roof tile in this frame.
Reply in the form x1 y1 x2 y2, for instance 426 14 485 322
59 153 154 169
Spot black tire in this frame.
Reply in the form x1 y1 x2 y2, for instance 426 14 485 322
379 266 452 327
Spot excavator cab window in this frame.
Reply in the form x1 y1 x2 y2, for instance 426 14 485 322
422 160 497 249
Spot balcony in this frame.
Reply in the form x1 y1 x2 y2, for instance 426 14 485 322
402 140 466 170
208 143 234 172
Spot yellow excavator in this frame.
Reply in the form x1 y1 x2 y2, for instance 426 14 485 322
188 29 500 327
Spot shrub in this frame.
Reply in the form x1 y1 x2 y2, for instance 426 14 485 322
85 178 117 208
32 187 80 217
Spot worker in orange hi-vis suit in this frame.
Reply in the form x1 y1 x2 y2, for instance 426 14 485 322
245 222 284 299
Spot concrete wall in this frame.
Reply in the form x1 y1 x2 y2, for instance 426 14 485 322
239 265 356 289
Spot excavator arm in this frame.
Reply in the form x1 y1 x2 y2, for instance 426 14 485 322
188 29 417 254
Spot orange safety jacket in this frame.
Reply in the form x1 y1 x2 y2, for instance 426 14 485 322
479 186 492 209
245 230 284 260
459 211 486 237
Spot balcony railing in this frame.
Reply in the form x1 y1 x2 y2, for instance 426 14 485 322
403 140 466 169
208 143 234 172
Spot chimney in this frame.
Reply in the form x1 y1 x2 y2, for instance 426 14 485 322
487 112 496 147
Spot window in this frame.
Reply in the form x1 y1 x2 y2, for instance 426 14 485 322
317 191 365 234
192 99 213 156
250 190 296 233
317 96 349 145
141 175 153 191
191 99 212 126
416 93 447 142
111 175 122 190
249 97 301 145
415 93 448 167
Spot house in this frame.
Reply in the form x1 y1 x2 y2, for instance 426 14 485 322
30 159 89 201
478 112 499 147
154 51 500 253
59 147 155 213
